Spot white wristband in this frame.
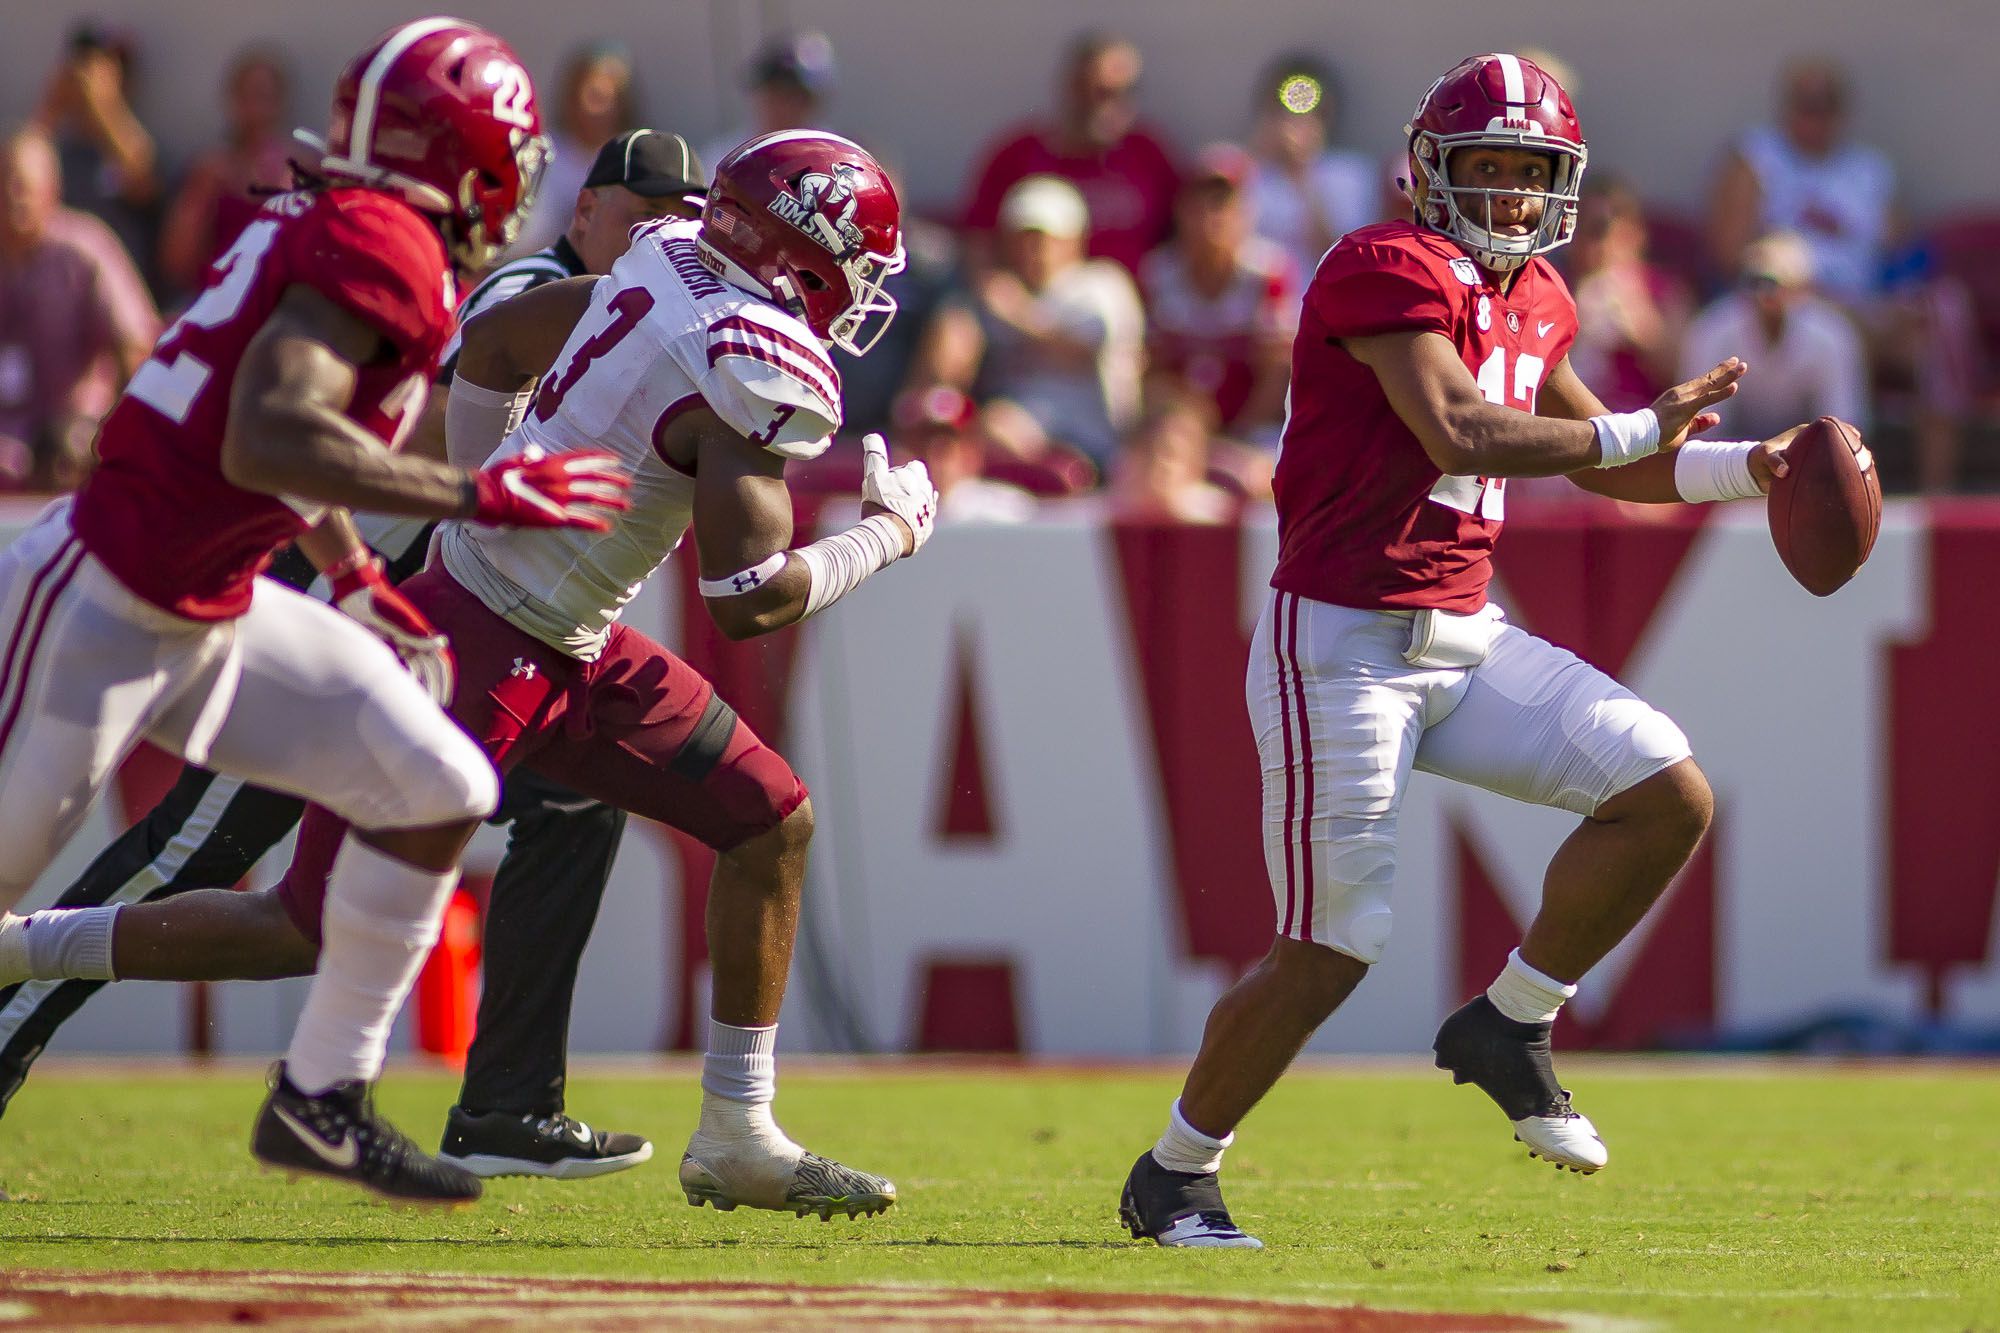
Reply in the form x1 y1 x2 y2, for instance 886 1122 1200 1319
698 552 789 598
1674 441 1764 503
1590 409 1661 468
795 513 905 619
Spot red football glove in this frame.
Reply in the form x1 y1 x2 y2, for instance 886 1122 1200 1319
468 444 632 532
330 555 455 705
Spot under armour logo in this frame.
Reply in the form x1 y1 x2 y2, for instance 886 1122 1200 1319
511 658 537 679
733 571 763 591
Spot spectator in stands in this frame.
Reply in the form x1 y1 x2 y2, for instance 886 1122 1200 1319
917 175 1145 472
1244 53 1376 276
700 31 839 170
1680 232 1866 443
1140 144 1298 443
895 385 1036 523
158 46 293 300
1708 57 1976 491
34 23 160 294
835 161 960 437
0 125 159 489
1562 176 1691 413
961 31 1180 277
1109 387 1236 524
511 42 636 255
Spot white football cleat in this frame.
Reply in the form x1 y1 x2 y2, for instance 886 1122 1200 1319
1513 1098 1609 1174
680 1132 896 1220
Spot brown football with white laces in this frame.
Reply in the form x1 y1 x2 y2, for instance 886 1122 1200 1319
1767 417 1881 597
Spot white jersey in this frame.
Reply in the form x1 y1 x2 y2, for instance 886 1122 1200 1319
439 217 841 659
1738 126 1894 302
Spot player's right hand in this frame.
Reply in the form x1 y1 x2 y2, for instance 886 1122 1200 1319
331 555 456 705
1650 357 1748 451
860 432 938 557
469 444 632 532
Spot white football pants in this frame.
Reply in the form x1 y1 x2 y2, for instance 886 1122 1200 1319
0 501 497 911
1249 588 1692 964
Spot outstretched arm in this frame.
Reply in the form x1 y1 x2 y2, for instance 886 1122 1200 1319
222 285 493 516
1345 330 1745 479
1543 357 1791 503
221 284 629 530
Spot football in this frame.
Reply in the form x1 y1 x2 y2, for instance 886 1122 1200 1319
1767 416 1882 596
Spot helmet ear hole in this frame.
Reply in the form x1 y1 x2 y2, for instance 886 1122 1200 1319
797 270 830 292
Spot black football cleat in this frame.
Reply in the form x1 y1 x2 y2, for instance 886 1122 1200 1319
1118 1151 1263 1248
251 1062 483 1204
1433 996 1607 1173
438 1106 654 1179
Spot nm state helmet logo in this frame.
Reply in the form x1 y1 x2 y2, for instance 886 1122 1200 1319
768 163 863 256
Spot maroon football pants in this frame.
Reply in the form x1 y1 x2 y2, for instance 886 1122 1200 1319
277 564 805 943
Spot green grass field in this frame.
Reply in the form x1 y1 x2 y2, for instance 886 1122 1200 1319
1 1059 1996 1330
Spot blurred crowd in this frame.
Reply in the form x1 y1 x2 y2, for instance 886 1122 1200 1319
2 23 1993 508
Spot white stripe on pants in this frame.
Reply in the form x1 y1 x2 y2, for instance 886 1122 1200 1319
1247 588 1691 963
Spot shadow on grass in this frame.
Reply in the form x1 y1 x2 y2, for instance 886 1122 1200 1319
1 1233 1137 1251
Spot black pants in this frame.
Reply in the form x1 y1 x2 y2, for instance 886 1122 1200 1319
0 544 626 1121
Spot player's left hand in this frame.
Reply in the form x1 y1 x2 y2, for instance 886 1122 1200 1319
1748 424 1803 495
331 555 455 704
861 432 938 557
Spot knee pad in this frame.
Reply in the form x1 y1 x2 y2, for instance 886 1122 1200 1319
1588 706 1694 813
1315 834 1398 964
391 734 499 829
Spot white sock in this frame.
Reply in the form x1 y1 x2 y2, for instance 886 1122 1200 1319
285 839 458 1095
1486 947 1577 1025
1152 1098 1233 1175
697 1020 795 1150
12 906 121 981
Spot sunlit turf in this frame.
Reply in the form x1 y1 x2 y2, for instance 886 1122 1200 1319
2 1058 1996 1331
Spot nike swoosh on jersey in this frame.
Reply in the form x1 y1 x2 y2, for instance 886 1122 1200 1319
273 1104 360 1168
1537 321 1557 337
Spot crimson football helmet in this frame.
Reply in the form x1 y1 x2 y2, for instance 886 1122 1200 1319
1404 52 1587 274
697 131 906 356
296 18 550 270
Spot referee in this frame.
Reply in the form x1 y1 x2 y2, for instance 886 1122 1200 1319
0 130 707 1181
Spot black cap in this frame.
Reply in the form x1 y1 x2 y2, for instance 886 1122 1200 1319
583 129 707 202
748 31 836 95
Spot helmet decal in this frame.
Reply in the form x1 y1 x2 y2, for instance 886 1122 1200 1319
769 164 865 256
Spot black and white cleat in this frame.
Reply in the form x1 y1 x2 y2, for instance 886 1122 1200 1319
1118 1151 1264 1248
1434 995 1608 1174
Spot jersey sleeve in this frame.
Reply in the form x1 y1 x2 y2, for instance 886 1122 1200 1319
699 314 843 459
285 194 452 360
1306 239 1455 341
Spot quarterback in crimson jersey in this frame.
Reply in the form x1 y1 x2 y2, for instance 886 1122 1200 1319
1121 53 1823 1248
0 20 632 1205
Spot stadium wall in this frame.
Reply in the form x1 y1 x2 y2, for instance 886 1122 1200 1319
1 1 1995 218
12 500 2000 1059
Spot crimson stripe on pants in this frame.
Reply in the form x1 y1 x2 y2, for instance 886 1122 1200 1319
0 537 83 766
1284 591 1315 942
1274 591 1299 937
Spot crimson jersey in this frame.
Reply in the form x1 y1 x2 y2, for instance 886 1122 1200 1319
72 188 454 620
1271 220 1577 612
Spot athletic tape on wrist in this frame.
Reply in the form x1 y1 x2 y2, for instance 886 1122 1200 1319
1590 408 1661 468
698 552 789 599
1673 441 1764 503
796 513 904 619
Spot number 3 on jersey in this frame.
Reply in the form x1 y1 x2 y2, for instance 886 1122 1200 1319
1429 347 1547 521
